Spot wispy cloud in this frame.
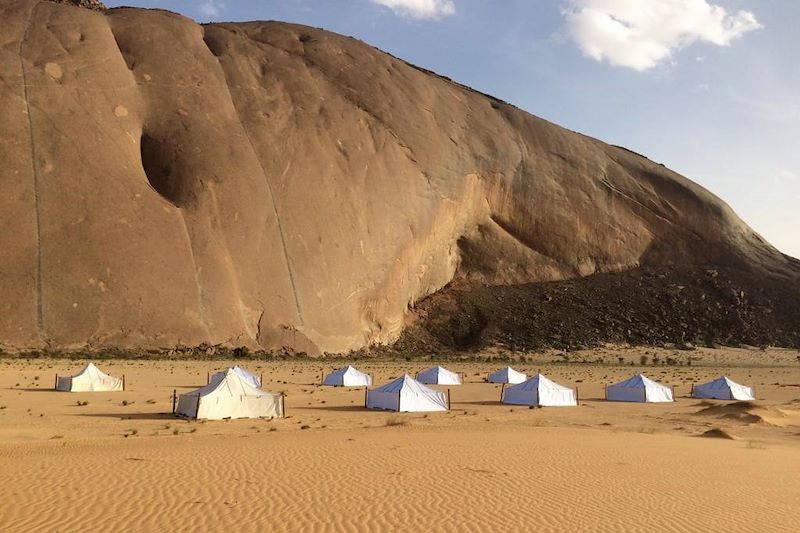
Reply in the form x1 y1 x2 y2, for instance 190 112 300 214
199 0 227 20
370 0 455 20
563 0 762 71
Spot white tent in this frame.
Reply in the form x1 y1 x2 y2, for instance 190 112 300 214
501 373 577 407
176 368 283 420
416 366 461 385
366 374 449 412
488 366 527 384
692 376 755 401
56 363 124 392
606 374 673 403
209 365 261 387
323 365 372 387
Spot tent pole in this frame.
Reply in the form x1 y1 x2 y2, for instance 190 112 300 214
690 383 694 397
195 394 201 419
260 373 263 387
500 383 506 403
280 393 286 418
54 374 58 390
123 374 126 391
575 386 579 406
604 384 607 400
172 389 177 414
364 387 368 408
447 388 451 410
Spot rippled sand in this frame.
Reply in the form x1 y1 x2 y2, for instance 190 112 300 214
1 347 799 532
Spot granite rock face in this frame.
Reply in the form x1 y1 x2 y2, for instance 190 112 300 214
0 0 796 353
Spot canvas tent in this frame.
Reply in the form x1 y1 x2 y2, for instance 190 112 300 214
55 363 124 392
501 373 577 407
416 366 461 385
488 366 527 384
366 374 449 412
692 376 755 401
606 374 673 403
209 365 261 387
176 368 283 420
323 365 372 387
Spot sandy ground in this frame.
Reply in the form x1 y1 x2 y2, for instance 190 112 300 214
1 346 799 532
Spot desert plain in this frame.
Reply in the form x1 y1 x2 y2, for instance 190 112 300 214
1 346 799 532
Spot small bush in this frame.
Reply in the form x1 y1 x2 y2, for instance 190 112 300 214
385 416 408 427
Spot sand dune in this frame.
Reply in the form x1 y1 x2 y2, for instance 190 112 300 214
696 402 790 427
699 428 739 440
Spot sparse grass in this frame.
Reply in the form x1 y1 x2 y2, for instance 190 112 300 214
50 435 64 440
385 415 408 427
300 425 310 430
76 400 89 406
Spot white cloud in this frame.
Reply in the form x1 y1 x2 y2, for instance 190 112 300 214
371 0 455 19
199 0 226 19
563 0 762 71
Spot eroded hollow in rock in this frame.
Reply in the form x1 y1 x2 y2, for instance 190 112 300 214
140 133 183 207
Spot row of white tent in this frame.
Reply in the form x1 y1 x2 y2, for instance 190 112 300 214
320 365 529 387
52 364 757 418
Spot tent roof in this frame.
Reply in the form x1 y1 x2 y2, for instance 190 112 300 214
490 366 526 378
74 362 113 379
191 369 274 398
418 366 458 378
373 374 440 396
610 374 669 390
698 376 747 389
507 373 571 392
329 365 369 377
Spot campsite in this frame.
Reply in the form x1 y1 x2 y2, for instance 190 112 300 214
0 0 798 531
1 345 799 531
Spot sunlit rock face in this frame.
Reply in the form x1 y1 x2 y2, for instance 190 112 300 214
0 0 795 354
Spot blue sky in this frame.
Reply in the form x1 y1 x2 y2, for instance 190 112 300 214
104 0 800 258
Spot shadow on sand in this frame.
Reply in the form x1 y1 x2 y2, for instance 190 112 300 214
300 405 373 413
77 412 178 421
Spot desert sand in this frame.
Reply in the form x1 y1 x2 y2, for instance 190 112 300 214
1 346 798 532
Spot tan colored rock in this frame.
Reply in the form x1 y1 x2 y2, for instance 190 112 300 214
0 0 796 354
